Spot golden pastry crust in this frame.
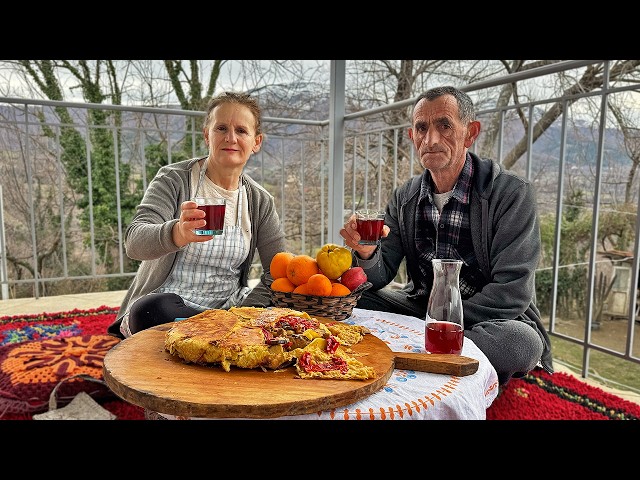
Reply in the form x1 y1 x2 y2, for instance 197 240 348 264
164 307 376 380
165 309 292 371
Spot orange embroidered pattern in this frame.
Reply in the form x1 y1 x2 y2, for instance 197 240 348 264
3 335 119 385
0 334 120 415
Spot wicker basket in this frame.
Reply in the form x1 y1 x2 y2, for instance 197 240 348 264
264 274 372 321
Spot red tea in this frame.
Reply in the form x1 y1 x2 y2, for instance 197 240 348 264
356 218 384 244
425 321 464 355
196 204 225 235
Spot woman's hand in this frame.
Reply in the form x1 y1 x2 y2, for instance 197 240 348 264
339 213 389 260
172 200 213 247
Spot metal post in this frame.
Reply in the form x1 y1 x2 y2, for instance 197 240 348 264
0 185 8 300
328 60 346 244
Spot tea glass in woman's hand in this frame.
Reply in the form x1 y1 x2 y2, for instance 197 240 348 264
194 197 226 236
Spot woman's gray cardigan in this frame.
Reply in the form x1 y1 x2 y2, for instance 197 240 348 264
107 157 286 339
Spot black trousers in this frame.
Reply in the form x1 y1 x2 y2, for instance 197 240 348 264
128 292 201 335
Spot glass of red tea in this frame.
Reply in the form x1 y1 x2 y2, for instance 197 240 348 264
355 209 385 245
194 197 226 236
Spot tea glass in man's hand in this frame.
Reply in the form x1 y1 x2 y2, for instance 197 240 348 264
355 209 385 245
194 197 226 236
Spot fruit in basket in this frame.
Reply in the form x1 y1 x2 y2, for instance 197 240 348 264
271 277 296 292
293 283 312 294
306 273 333 296
315 243 353 280
286 254 321 286
329 283 351 296
270 251 295 279
340 266 367 291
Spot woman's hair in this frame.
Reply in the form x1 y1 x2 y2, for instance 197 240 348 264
203 91 263 135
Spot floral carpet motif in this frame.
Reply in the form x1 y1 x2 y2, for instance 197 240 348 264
1 306 638 420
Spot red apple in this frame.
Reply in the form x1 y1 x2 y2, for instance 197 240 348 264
340 267 367 291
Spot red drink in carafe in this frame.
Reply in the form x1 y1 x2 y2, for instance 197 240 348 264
425 258 464 355
425 320 464 355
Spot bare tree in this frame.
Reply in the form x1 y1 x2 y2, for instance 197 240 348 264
609 99 640 205
497 61 640 170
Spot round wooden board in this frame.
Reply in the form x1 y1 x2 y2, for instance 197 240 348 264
103 321 395 419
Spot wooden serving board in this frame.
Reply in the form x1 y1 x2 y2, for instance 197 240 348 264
103 322 478 419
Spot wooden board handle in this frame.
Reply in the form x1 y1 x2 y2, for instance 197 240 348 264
393 352 479 377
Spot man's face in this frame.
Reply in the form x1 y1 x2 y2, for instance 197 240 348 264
409 94 470 175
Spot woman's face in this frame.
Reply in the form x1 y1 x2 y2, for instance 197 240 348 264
203 102 263 167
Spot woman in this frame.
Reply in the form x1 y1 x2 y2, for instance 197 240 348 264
107 92 286 339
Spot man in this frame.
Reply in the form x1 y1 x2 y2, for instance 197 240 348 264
340 85 553 385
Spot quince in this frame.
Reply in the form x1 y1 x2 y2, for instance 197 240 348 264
316 243 352 280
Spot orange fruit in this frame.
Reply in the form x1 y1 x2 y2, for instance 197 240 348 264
329 283 351 296
293 283 312 295
271 277 296 292
286 254 320 286
306 273 332 296
270 251 295 279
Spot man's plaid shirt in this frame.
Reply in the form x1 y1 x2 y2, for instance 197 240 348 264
415 153 482 298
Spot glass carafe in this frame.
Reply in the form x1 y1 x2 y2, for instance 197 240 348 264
425 259 464 355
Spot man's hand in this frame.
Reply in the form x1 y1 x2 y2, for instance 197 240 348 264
339 213 389 260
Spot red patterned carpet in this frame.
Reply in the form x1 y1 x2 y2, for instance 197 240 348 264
1 307 639 421
487 368 640 420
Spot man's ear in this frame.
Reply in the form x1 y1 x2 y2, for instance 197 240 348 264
465 121 481 148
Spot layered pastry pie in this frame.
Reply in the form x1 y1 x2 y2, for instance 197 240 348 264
164 307 376 380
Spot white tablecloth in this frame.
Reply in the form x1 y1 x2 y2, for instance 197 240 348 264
276 308 499 420
155 308 500 420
